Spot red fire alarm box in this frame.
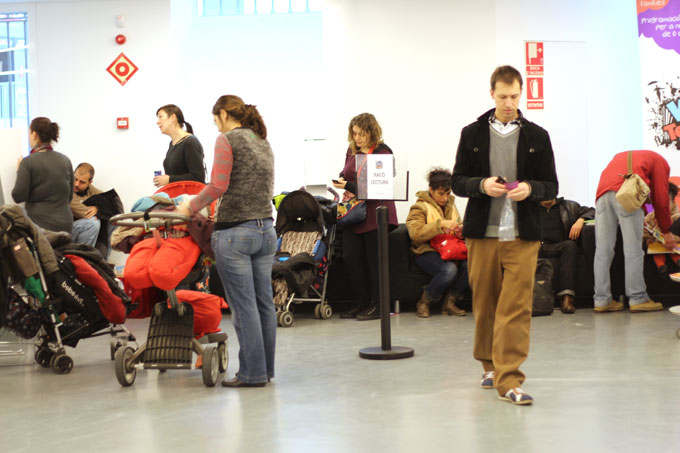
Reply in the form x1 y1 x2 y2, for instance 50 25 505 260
117 117 129 129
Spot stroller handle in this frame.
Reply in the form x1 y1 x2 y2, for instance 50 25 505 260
110 212 191 229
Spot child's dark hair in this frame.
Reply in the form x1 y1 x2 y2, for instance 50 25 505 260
427 167 452 191
670 181 678 200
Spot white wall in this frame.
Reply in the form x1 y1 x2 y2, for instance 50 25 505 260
0 0 651 224
169 0 324 195
323 0 645 215
25 0 176 211
494 0 644 206
323 0 496 220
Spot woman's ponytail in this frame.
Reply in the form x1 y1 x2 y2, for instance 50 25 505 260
30 117 59 144
212 95 268 140
243 104 267 140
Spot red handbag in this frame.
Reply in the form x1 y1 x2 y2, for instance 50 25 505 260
430 234 468 260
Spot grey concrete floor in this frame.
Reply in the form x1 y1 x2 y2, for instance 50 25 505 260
2 307 680 453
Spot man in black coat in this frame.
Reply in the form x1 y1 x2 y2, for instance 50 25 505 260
451 65 558 406
539 197 595 313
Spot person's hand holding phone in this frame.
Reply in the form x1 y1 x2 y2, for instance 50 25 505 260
482 176 509 197
332 177 347 189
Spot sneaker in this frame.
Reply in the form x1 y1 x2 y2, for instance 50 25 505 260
593 300 624 313
480 371 495 389
499 387 533 406
629 300 663 313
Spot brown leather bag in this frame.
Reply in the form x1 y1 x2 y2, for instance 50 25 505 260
7 238 39 279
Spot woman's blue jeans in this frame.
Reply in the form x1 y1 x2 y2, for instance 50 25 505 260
212 219 277 383
414 251 469 300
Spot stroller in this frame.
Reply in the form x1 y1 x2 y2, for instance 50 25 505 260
110 182 228 387
273 190 337 327
0 205 134 374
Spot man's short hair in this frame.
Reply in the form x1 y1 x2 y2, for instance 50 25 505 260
490 65 523 90
75 162 95 181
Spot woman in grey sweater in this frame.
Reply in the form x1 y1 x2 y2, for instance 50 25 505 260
12 117 73 233
178 95 276 388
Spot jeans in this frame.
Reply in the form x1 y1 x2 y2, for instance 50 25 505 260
72 217 100 247
413 251 469 300
593 191 647 307
212 219 277 383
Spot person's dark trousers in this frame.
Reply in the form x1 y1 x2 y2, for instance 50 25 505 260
538 240 578 296
342 228 380 305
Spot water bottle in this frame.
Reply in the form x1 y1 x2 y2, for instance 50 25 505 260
498 196 516 242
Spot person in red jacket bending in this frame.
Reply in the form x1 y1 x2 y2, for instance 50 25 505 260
593 150 677 313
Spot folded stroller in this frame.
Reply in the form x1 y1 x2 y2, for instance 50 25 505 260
110 182 228 387
0 205 133 374
273 190 337 327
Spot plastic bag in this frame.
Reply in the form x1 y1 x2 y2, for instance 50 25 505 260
498 196 516 242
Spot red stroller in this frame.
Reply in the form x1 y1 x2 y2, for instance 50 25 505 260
110 182 228 387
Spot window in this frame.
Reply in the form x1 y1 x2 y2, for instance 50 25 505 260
198 0 321 16
0 12 28 128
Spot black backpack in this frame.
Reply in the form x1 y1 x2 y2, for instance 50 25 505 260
532 259 554 316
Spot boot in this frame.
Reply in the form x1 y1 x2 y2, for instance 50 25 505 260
356 302 380 321
442 291 466 316
560 294 575 314
340 301 369 319
416 291 433 318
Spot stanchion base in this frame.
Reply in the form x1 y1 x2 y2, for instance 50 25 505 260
359 346 414 360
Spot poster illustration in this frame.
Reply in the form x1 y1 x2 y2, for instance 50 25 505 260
638 0 680 150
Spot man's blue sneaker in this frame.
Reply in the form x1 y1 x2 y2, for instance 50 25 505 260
499 387 533 405
480 371 494 389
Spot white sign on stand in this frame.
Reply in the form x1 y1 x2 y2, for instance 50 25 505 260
365 154 394 200
357 154 398 201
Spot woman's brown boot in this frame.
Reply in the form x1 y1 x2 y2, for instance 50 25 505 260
442 292 466 316
416 291 433 318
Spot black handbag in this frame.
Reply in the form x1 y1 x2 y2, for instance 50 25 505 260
1 289 42 339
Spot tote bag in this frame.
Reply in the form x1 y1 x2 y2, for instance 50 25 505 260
616 151 650 213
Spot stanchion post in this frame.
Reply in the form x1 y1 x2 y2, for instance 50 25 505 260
377 205 391 350
359 204 414 360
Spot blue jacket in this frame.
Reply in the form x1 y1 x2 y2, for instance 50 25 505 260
451 108 559 241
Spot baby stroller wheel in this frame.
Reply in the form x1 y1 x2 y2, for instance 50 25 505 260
110 339 126 361
202 346 219 387
314 304 321 319
320 304 333 320
115 346 137 386
279 311 294 328
35 347 54 368
51 354 74 374
217 342 228 373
